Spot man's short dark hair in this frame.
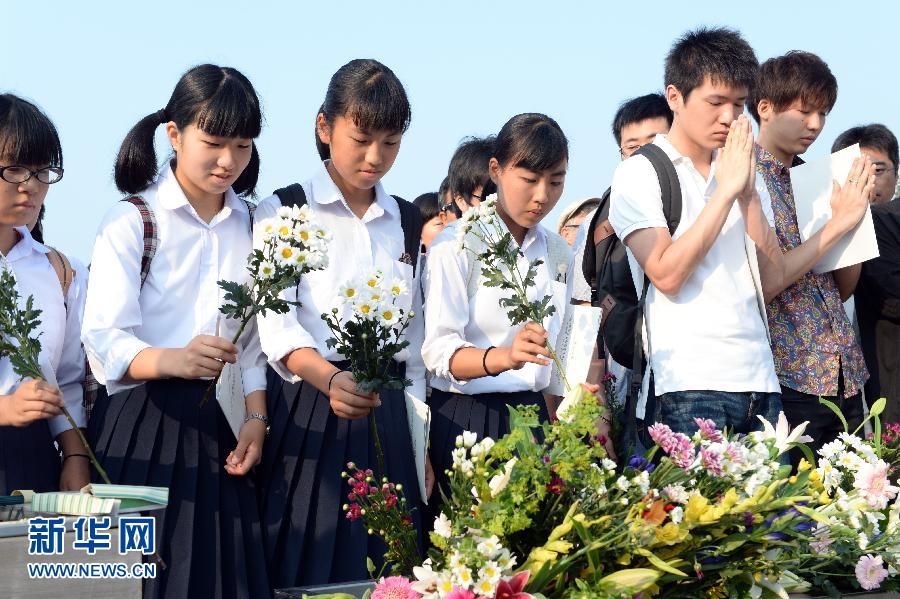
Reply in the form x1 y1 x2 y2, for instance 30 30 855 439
832 124 900 170
664 27 758 101
611 93 674 145
448 136 497 204
747 51 837 124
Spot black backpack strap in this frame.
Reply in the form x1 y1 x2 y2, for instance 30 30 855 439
625 144 681 438
393 195 423 277
583 187 612 298
273 183 308 209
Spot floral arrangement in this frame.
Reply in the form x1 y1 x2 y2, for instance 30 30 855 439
203 203 331 402
351 387 900 599
0 268 110 483
455 193 569 391
874 421 900 482
322 269 414 477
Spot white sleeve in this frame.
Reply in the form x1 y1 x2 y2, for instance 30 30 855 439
81 203 151 395
237 314 267 395
421 226 475 385
569 209 595 303
608 156 668 241
755 173 776 228
49 259 88 438
253 195 319 382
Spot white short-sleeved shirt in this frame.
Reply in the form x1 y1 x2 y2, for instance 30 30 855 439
569 207 597 304
254 162 426 408
608 135 779 402
3 227 86 437
423 219 569 395
81 166 267 396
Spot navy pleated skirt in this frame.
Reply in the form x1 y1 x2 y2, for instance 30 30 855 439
87 378 270 599
0 420 60 494
258 363 423 588
427 389 549 509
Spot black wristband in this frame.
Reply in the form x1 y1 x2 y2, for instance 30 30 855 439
482 346 498 377
328 370 343 392
63 453 90 462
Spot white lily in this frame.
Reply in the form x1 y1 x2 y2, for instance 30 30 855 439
757 412 813 455
489 457 518 497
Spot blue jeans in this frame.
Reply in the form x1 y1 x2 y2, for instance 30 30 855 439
654 390 783 438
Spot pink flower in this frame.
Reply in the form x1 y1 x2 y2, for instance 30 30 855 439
494 572 533 599
354 481 369 496
700 448 723 476
373 576 421 599
855 554 889 591
649 423 696 469
853 460 900 509
445 588 475 599
345 503 362 521
693 418 723 442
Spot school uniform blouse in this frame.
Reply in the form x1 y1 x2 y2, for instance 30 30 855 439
254 162 426 407
81 166 267 396
3 227 86 437
422 219 567 395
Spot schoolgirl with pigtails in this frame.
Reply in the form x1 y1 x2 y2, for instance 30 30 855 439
254 58 433 587
81 65 270 599
0 94 91 495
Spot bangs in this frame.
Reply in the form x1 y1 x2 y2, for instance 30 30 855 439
344 71 411 134
508 122 569 173
195 75 262 139
0 96 62 167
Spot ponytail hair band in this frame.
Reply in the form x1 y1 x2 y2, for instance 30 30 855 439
156 109 168 124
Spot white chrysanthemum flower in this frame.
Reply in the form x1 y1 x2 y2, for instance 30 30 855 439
476 535 501 558
353 298 377 319
495 549 516 572
274 243 297 265
276 205 292 219
478 561 502 583
452 565 473 589
363 271 383 290
293 222 313 245
338 281 359 302
275 218 294 240
670 506 684 524
258 261 276 279
474 578 497 597
389 278 408 298
435 573 454 597
615 475 631 492
377 305 400 327
433 513 452 538
601 458 617 472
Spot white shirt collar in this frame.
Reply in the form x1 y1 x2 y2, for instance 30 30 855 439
155 164 245 222
6 226 49 263
309 161 399 221
494 212 544 252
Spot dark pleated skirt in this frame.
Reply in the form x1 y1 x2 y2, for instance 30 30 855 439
427 388 549 511
86 379 270 599
0 420 61 494
258 364 423 588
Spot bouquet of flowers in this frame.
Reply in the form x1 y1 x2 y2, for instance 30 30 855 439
202 203 331 402
322 269 414 477
0 268 110 483
875 421 900 482
455 193 569 391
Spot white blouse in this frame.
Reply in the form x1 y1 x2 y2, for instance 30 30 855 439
422 219 567 395
2 227 86 437
254 162 426 408
81 166 267 396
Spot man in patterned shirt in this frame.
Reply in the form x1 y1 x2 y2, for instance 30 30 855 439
749 51 876 465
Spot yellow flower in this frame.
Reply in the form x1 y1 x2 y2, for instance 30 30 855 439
798 459 812 472
684 495 710 524
655 522 689 546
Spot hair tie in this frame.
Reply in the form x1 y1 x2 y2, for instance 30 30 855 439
156 109 168 124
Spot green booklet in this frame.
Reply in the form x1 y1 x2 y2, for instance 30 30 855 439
8 484 168 516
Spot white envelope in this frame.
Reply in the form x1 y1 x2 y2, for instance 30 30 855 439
546 304 602 397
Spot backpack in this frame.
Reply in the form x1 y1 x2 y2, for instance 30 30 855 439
581 144 682 419
82 195 256 418
273 183 423 276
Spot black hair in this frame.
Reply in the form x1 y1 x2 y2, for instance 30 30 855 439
31 204 45 243
832 124 900 171
448 136 497 208
114 64 262 196
612 93 673 146
316 59 411 160
438 175 460 218
0 94 63 169
747 51 837 124
664 27 758 102
493 113 569 172
413 192 441 222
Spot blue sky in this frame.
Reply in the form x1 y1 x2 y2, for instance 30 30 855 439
9 0 898 261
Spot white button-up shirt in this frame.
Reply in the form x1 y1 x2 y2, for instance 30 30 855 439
254 162 425 407
609 134 779 401
81 166 267 396
422 219 567 395
3 227 86 437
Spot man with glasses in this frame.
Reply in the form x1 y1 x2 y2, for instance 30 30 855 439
445 136 496 218
568 93 673 404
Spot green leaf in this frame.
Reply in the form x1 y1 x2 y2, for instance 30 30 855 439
818 397 848 433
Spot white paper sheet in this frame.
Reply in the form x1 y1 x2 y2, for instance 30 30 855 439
790 144 880 273
546 304 602 397
217 362 246 441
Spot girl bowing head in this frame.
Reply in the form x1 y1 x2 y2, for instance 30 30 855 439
0 94 90 495
82 65 270 599
422 113 573 506
255 58 431 587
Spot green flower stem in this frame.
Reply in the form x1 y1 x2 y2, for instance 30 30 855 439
369 408 386 481
61 404 111 484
